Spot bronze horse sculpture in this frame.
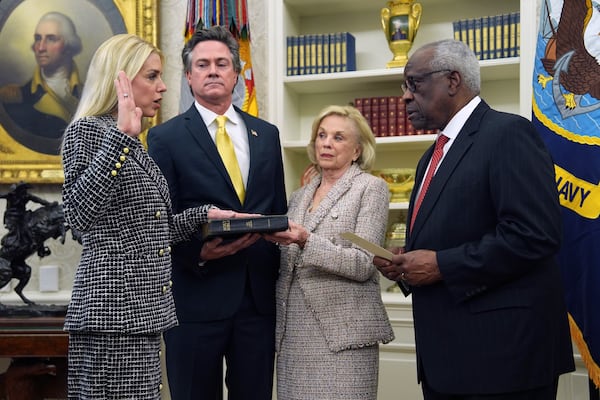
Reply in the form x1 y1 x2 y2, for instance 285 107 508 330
0 183 70 306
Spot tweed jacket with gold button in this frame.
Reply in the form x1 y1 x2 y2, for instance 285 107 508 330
276 164 395 352
62 115 210 334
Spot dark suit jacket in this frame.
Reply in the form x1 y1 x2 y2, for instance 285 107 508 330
405 101 575 394
147 105 287 322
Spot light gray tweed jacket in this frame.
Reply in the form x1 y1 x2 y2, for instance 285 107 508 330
62 115 211 335
276 163 395 352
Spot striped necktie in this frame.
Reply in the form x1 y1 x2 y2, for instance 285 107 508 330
410 134 449 230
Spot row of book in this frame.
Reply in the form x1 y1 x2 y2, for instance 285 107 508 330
286 32 356 76
452 12 520 61
353 96 439 137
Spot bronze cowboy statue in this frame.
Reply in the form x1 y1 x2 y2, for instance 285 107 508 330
0 182 69 306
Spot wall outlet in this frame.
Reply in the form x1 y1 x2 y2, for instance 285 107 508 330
39 265 60 292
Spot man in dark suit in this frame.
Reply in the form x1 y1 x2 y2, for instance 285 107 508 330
147 25 287 400
374 39 575 399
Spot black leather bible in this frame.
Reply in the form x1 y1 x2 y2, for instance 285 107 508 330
201 215 289 240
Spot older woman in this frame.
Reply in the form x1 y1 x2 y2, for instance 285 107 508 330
265 104 394 400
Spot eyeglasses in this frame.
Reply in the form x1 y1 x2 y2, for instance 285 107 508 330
401 69 452 94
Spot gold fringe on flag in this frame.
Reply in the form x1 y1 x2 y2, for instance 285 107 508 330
569 313 600 388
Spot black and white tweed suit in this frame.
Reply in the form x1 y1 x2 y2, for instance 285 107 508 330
62 115 211 399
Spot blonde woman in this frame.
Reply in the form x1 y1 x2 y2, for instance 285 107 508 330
61 34 241 399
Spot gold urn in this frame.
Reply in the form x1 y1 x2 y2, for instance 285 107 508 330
381 0 422 68
373 168 416 203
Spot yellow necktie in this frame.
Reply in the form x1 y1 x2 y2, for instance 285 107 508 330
215 115 245 203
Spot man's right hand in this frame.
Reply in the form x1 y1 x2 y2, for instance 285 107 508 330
199 233 260 261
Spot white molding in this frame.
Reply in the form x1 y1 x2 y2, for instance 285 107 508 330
0 290 71 306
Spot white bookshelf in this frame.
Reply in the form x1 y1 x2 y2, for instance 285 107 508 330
266 1 588 397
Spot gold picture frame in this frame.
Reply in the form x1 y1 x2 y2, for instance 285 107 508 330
0 0 158 184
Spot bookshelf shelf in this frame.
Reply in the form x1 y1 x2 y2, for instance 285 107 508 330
283 134 436 153
284 58 520 94
284 69 404 94
389 202 409 210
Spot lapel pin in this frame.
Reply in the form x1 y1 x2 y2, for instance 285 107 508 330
251 130 258 137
